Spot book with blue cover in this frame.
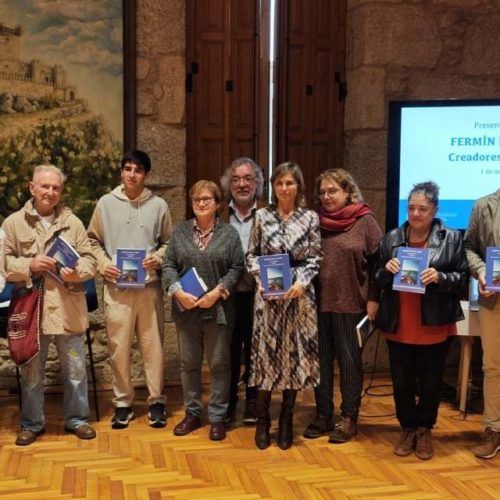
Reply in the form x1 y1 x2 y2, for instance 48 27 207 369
485 246 500 292
392 247 430 294
45 236 80 284
258 253 292 299
116 248 147 288
180 267 208 298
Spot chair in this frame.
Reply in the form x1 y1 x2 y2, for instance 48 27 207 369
0 280 100 422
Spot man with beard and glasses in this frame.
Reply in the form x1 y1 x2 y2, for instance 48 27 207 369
219 157 266 425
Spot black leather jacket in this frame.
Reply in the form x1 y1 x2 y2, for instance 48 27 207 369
374 219 469 333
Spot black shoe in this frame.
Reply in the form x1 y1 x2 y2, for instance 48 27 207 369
277 414 293 450
303 415 334 439
243 401 257 425
148 402 167 428
111 407 134 429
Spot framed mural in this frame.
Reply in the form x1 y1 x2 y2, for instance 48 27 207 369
0 0 136 225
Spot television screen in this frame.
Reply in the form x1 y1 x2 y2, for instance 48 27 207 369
386 99 500 230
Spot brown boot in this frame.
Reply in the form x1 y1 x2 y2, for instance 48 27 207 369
255 390 271 450
415 427 434 460
394 428 416 457
472 428 500 459
328 416 358 444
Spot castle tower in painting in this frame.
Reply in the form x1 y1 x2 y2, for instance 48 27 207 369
0 23 21 59
0 21 77 103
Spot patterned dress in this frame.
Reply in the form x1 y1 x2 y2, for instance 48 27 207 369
246 206 322 391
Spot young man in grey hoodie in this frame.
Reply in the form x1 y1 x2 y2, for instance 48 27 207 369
88 150 172 429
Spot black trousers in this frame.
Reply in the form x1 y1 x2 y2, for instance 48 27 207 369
229 292 257 407
386 338 451 429
314 311 365 420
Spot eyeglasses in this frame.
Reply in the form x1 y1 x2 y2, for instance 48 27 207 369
230 175 255 185
319 189 339 199
192 196 215 205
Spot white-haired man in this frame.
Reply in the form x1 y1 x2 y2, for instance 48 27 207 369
2 165 97 446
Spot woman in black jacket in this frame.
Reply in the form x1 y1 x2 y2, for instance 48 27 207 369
374 181 468 460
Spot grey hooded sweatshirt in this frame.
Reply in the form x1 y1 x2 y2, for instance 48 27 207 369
87 185 172 284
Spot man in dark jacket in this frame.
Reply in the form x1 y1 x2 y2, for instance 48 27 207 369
219 157 266 424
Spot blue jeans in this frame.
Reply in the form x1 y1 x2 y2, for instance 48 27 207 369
20 334 90 431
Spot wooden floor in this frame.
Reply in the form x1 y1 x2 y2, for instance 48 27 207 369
0 376 497 500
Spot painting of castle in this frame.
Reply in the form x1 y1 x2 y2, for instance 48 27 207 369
0 22 78 110
0 1 125 226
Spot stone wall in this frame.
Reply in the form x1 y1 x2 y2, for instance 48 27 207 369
344 0 500 369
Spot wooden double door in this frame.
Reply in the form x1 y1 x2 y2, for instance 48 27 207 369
186 0 346 204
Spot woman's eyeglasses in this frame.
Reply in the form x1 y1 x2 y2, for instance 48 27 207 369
192 196 215 205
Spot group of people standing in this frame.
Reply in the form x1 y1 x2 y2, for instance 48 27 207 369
0 152 498 463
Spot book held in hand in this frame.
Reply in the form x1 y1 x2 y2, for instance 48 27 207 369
356 315 376 349
392 247 430 294
180 267 208 298
485 246 500 292
258 253 292 299
116 248 147 288
45 236 80 284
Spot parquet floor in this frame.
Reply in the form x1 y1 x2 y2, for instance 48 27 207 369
0 376 497 500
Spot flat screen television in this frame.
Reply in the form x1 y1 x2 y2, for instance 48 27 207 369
386 99 500 231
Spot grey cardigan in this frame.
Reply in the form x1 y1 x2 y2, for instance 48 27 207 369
162 219 245 324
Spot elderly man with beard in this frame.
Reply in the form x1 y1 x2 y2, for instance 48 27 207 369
219 157 266 424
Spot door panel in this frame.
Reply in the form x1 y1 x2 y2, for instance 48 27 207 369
278 0 346 205
187 0 259 197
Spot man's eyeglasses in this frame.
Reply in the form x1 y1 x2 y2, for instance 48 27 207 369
230 175 255 185
192 196 215 205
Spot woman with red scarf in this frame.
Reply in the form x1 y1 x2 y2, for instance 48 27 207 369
303 168 382 443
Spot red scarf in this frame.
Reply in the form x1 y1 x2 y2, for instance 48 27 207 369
318 203 373 233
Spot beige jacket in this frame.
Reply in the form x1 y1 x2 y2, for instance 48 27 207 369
464 189 500 309
2 199 97 334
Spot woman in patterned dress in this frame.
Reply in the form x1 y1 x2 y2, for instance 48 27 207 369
246 162 322 450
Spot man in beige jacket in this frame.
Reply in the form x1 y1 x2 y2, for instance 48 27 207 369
465 189 500 459
2 165 97 446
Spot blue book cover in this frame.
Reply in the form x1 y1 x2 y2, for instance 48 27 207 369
393 247 430 294
180 267 208 298
116 248 147 288
258 253 292 299
46 236 80 284
485 246 500 292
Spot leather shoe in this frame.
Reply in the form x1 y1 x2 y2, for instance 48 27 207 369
173 414 202 436
66 424 97 440
209 422 226 441
15 428 45 446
